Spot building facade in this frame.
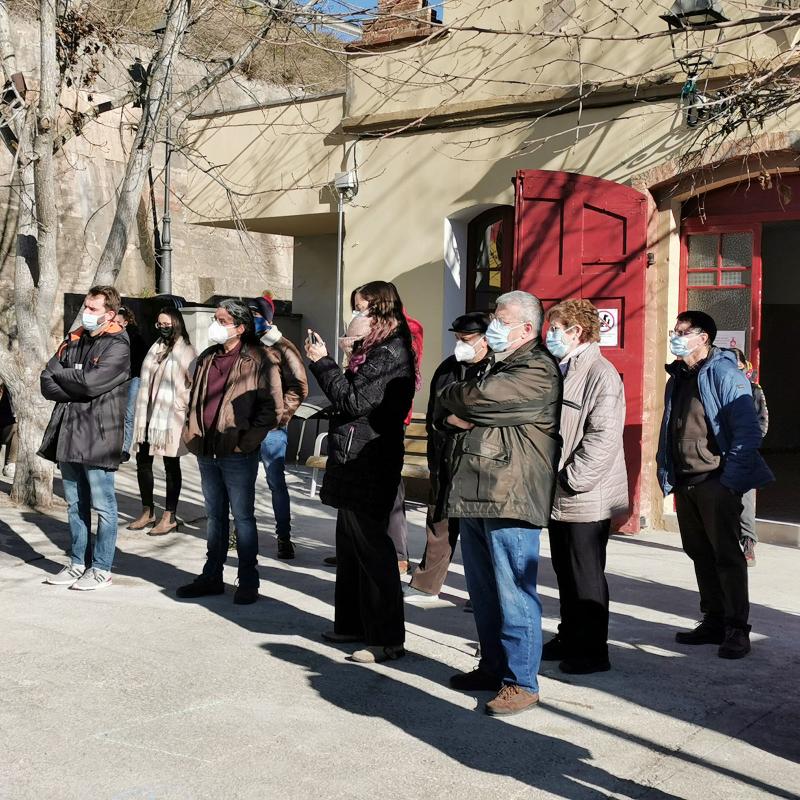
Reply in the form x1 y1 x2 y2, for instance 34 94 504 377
185 0 800 534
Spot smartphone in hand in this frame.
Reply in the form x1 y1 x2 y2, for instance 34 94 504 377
305 329 321 347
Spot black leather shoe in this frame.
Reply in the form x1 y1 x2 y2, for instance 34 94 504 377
718 625 751 659
233 585 259 605
449 668 502 692
541 635 567 661
277 540 295 560
176 577 224 599
559 656 611 675
675 619 725 645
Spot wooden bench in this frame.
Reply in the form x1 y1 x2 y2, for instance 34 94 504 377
305 413 430 498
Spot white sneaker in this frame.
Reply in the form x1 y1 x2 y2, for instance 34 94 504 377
45 563 85 586
70 568 112 591
2 463 15 479
403 585 440 606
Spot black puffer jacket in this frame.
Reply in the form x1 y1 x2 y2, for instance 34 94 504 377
39 325 131 470
309 332 415 519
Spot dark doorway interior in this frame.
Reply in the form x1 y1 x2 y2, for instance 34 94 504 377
755 222 800 522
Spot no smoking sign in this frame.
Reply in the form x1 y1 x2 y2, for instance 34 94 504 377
598 308 619 347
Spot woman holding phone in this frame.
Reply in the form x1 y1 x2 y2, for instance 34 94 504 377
305 281 416 663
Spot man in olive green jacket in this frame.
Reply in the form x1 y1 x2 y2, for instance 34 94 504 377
440 291 562 717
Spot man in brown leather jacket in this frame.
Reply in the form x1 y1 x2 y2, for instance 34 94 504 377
249 295 309 559
178 299 282 604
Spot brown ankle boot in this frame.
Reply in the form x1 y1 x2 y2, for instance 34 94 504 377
148 511 179 537
128 507 155 530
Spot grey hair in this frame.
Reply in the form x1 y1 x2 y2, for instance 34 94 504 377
218 298 256 341
496 290 543 331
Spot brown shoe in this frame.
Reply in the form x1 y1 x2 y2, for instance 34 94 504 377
485 684 540 716
127 507 155 530
148 511 180 537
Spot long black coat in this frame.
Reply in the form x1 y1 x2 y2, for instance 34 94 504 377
39 326 131 470
309 332 415 519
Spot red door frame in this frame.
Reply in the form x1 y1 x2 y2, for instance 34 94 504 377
679 220 763 374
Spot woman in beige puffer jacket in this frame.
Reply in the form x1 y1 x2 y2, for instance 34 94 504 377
542 299 628 676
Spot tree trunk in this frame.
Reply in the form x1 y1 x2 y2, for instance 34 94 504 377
91 0 192 286
9 377 54 508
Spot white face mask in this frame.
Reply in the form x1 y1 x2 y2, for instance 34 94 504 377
82 311 105 332
454 340 479 363
208 319 234 345
260 326 282 346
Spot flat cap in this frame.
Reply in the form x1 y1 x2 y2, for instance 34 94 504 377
448 311 491 334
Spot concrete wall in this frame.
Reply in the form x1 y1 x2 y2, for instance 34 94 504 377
292 234 339 398
0 16 293 350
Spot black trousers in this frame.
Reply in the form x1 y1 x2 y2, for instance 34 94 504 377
548 518 611 659
675 477 749 629
136 442 182 513
334 507 405 646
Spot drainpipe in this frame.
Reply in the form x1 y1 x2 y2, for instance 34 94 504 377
334 191 344 363
333 169 358 363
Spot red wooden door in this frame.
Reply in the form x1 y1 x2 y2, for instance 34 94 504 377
513 170 648 532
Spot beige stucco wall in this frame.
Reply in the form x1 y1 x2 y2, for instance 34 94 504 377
344 0 779 125
184 94 348 234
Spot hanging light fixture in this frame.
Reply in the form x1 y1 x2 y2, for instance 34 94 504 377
660 0 729 126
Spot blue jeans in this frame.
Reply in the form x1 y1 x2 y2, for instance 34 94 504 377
59 462 119 572
260 427 291 541
198 452 260 588
459 517 543 693
123 377 139 454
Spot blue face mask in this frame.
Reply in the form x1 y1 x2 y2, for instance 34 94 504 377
669 333 699 358
545 326 577 360
254 317 268 336
486 319 524 352
81 311 104 332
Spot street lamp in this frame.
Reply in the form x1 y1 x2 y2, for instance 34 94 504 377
660 0 729 126
158 77 174 296
150 19 174 296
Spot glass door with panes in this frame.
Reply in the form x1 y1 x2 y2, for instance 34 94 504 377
680 224 763 372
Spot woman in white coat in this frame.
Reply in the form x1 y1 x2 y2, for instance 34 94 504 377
543 299 629 675
128 308 196 535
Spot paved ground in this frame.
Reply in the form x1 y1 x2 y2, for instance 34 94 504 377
1 459 798 800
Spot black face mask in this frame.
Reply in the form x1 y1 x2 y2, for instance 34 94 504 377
157 326 174 340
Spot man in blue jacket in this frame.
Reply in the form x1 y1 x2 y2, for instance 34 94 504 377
657 311 773 659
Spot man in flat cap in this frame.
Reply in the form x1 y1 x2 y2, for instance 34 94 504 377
404 312 491 606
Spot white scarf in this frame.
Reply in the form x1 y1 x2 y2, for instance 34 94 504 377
132 338 194 456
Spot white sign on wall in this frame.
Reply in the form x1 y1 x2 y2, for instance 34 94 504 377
598 308 619 347
715 330 747 350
